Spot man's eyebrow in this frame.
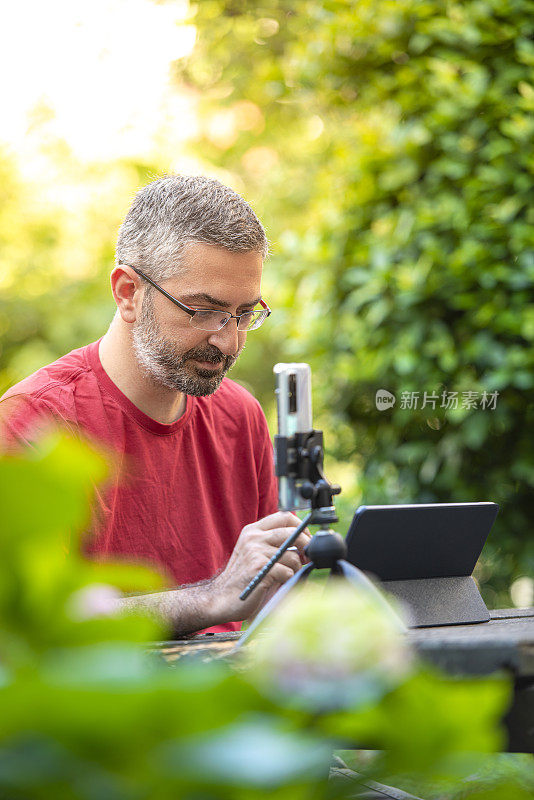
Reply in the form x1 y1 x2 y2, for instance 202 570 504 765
180 292 262 309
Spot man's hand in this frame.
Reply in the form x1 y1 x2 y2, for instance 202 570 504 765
208 511 311 623
115 511 311 635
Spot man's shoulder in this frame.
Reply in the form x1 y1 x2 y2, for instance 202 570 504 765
0 343 99 444
213 377 263 413
1 342 96 406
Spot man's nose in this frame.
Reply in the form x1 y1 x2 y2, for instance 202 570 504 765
207 317 241 356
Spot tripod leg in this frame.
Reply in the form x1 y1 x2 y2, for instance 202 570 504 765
333 560 407 632
236 561 315 648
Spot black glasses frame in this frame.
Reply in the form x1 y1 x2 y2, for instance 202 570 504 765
124 264 271 331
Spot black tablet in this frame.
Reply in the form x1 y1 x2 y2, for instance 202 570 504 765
345 502 499 582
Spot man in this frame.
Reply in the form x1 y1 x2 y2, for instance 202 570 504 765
0 175 309 634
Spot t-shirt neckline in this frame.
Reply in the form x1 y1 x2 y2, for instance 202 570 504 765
86 339 194 435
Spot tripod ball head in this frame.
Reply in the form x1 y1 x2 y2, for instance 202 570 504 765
305 529 347 569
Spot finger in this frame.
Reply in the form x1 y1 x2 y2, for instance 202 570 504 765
277 550 302 574
297 529 312 546
241 540 302 577
288 544 312 565
265 528 312 552
266 562 295 586
254 511 305 531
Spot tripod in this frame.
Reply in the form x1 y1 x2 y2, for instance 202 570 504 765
237 434 405 649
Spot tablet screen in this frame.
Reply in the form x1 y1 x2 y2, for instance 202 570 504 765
345 502 499 581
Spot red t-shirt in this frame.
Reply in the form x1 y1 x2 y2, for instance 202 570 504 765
0 340 278 631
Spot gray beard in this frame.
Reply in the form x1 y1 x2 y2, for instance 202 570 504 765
132 292 239 396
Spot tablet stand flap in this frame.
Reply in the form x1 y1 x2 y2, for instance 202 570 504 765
381 575 490 628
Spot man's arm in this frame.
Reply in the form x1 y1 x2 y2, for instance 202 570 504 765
116 511 310 635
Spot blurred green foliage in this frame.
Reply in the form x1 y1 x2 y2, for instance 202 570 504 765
0 152 156 392
0 435 526 799
179 0 534 604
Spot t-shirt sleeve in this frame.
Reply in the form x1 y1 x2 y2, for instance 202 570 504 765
0 393 74 453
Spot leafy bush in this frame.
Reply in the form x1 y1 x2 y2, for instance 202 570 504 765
180 0 534 603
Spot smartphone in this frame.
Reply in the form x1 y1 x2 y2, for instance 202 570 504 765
274 363 313 511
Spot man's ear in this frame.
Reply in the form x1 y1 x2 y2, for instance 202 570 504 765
110 266 142 323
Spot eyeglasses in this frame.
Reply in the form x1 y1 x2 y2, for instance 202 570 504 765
125 265 272 332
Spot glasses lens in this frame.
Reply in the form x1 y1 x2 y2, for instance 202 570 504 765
237 310 265 331
190 309 268 332
190 310 229 331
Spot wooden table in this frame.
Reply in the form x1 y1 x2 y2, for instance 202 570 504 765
159 607 534 754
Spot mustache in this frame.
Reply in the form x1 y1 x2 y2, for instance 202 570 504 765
182 345 237 369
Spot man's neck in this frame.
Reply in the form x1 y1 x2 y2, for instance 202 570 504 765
98 319 186 425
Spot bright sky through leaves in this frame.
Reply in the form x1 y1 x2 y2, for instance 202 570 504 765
0 0 197 165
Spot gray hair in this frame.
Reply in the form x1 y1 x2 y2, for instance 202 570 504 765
116 174 269 281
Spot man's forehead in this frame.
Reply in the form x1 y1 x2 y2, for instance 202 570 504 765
171 242 264 305
176 242 263 280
